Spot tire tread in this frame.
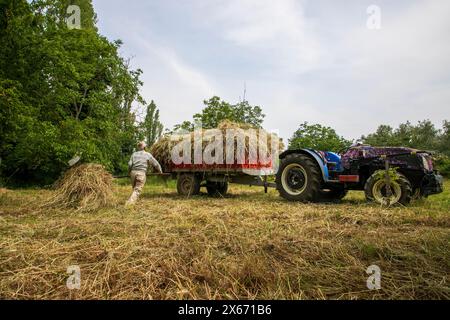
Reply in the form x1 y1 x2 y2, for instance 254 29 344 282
276 153 322 202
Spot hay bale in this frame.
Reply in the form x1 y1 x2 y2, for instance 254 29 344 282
151 120 284 172
44 163 115 211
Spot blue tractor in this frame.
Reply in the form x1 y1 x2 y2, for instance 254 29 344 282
276 145 444 205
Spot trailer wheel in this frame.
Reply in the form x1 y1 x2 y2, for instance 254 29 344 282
177 173 201 196
206 181 228 197
364 172 412 205
276 154 321 202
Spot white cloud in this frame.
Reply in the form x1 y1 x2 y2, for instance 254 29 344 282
140 39 215 96
333 0 450 136
194 0 322 74
132 36 218 128
347 1 450 84
93 0 450 143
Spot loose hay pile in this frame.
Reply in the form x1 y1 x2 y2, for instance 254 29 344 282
151 120 285 171
44 163 115 211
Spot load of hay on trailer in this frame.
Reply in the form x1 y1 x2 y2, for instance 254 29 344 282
150 120 284 196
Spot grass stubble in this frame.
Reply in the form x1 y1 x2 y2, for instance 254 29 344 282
0 179 448 299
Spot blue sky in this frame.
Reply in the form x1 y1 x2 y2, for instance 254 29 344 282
92 0 450 142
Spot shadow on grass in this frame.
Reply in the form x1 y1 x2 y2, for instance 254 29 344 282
139 190 245 201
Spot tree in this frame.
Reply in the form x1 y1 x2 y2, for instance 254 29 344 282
361 120 449 176
361 125 396 146
288 122 352 152
140 100 164 146
173 96 265 131
439 120 450 156
173 121 195 132
409 120 440 150
434 120 450 177
361 120 440 151
0 0 147 184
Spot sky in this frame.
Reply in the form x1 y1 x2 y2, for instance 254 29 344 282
92 0 450 142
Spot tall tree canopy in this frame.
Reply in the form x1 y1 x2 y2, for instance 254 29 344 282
361 120 450 176
0 0 149 184
439 121 450 156
361 120 442 151
173 96 265 131
140 100 164 146
288 122 352 152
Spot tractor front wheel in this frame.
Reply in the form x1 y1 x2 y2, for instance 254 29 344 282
364 172 412 205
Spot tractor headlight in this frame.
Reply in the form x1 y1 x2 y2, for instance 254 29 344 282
421 155 431 171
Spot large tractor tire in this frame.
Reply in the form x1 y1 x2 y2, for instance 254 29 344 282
364 172 412 206
206 181 228 197
177 173 201 196
319 188 348 202
276 153 322 202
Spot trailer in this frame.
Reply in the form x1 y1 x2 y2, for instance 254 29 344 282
169 161 277 197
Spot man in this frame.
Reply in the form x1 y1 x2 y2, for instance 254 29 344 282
126 141 163 205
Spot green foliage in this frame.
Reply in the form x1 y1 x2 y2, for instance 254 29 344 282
173 120 195 132
438 121 450 156
362 120 441 150
288 122 352 152
439 160 450 177
0 0 150 184
372 168 401 182
173 96 265 131
140 100 163 146
433 154 450 177
361 120 450 176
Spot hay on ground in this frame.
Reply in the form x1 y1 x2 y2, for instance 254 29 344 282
44 163 115 211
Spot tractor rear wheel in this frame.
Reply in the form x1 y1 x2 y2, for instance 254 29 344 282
177 173 201 196
276 153 322 202
364 172 412 205
206 181 228 197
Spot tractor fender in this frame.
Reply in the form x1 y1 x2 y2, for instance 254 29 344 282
279 149 329 182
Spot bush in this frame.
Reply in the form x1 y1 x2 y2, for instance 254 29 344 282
289 122 352 152
433 153 450 177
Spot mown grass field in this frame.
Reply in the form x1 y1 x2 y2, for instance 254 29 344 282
0 178 449 299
